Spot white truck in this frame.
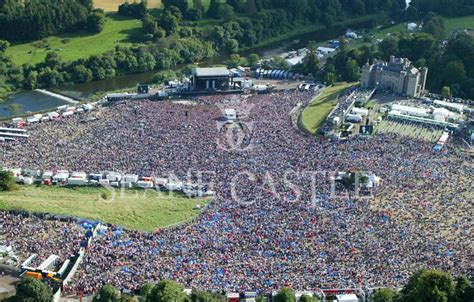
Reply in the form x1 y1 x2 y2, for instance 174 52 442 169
68 172 88 186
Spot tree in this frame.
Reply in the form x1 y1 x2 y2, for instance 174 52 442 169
225 39 239 54
72 65 93 83
274 288 296 302
0 170 17 192
453 276 474 302
399 269 454 302
118 1 148 18
207 0 221 18
441 86 451 98
163 0 189 13
140 282 154 298
324 72 335 85
158 11 179 35
443 61 467 86
226 54 245 68
0 40 10 53
93 284 121 302
7 103 23 117
304 41 321 75
137 53 156 72
184 8 202 21
343 59 359 82
193 0 204 12
147 280 187 302
372 288 398 302
300 294 319 302
24 71 38 90
142 14 160 39
44 52 62 68
380 36 400 59
87 11 106 33
423 13 446 40
8 277 53 302
219 4 235 21
246 53 260 68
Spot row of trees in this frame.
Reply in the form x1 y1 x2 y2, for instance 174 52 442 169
0 0 105 40
409 0 474 18
6 269 472 302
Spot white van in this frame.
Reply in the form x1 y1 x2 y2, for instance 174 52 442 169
136 180 154 189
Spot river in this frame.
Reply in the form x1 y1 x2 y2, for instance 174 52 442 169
2 17 376 118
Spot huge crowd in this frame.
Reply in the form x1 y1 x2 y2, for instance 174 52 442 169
0 212 86 267
0 90 472 295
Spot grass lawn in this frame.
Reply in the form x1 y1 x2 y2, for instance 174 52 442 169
300 82 358 134
0 185 209 232
6 13 143 66
374 15 474 39
350 15 474 49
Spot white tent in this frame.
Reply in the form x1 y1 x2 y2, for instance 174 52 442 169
407 22 418 32
352 107 369 116
48 112 60 119
26 116 40 123
336 294 359 302
392 104 429 117
224 109 237 123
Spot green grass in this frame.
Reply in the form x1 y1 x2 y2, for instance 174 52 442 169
6 13 143 66
0 185 210 231
445 15 474 31
364 100 376 109
300 82 358 134
374 15 474 40
350 15 474 50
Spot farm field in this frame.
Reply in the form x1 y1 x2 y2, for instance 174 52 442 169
93 0 212 12
94 0 162 11
0 185 210 231
300 82 358 134
5 13 142 66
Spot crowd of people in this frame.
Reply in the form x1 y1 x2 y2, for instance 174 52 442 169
0 90 472 296
0 212 86 268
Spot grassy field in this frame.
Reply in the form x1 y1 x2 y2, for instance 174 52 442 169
0 185 209 231
300 82 358 134
6 13 142 66
374 15 474 40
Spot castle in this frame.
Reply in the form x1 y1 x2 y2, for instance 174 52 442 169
361 56 428 98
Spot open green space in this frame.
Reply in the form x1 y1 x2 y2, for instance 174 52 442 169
374 15 474 40
5 13 142 66
0 185 209 231
349 15 474 50
300 82 358 134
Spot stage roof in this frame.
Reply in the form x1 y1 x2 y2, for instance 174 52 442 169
193 67 229 77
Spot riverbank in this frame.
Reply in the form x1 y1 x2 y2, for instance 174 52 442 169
242 14 377 52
